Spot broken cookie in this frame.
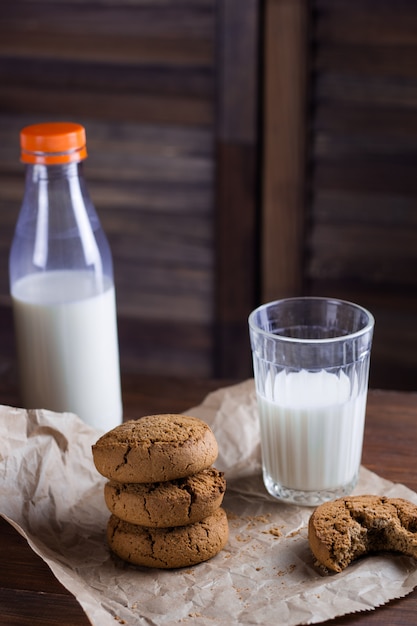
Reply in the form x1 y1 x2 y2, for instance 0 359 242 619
308 495 417 572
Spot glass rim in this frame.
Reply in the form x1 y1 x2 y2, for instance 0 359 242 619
248 296 375 344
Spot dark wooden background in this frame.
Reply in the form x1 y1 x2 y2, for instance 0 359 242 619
0 0 260 383
264 0 417 391
307 0 417 391
1 0 417 391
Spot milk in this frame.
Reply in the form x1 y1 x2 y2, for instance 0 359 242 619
257 369 366 493
12 270 122 430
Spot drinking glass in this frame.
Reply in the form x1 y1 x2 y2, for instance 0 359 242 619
249 297 374 506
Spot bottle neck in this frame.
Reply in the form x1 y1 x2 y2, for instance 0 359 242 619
13 157 112 283
25 160 84 183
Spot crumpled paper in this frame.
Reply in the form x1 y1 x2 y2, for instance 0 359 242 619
1 379 417 626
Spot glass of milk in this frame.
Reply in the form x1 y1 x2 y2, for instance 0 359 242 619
248 297 374 506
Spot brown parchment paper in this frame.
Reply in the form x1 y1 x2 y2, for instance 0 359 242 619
1 379 417 626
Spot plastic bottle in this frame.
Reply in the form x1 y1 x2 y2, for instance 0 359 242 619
9 122 123 430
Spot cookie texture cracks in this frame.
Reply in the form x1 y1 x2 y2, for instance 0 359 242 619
92 413 228 569
104 468 226 528
308 495 417 572
92 414 218 483
107 508 229 569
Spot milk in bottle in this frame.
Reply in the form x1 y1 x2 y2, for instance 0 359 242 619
9 122 122 430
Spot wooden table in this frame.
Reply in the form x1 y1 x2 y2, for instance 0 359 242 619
1 374 416 626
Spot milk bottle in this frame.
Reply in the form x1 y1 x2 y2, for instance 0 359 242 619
9 122 122 430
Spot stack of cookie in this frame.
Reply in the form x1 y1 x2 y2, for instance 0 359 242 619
92 413 228 569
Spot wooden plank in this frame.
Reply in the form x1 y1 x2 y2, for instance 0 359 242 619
0 517 89 626
312 190 417 226
314 131 417 159
216 0 259 144
214 0 260 378
308 221 417 285
314 103 417 136
114 273 212 323
118 317 211 377
316 71 417 110
313 158 417 195
0 32 213 65
316 44 417 79
315 0 417 46
261 0 309 302
0 57 213 99
0 85 213 126
214 143 258 377
1 1 215 40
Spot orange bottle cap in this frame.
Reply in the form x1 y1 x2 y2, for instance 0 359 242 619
20 122 88 165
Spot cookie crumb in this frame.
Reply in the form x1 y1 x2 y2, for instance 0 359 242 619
276 563 296 577
264 527 282 537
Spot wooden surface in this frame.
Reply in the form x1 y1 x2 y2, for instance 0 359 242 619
0 376 416 626
262 0 309 302
214 0 260 378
